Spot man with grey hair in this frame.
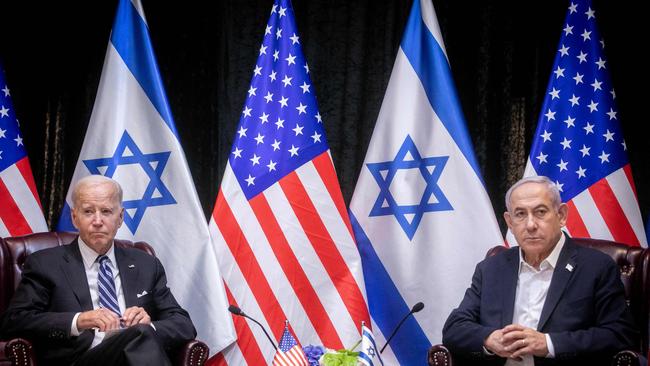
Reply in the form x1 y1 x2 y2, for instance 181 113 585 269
1 175 196 366
442 175 637 365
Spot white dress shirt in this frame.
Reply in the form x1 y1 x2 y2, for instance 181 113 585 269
70 239 126 348
505 234 564 366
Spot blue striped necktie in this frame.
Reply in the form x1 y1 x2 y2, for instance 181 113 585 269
97 255 121 316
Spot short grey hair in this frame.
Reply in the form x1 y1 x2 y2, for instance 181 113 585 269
71 175 123 208
505 175 562 212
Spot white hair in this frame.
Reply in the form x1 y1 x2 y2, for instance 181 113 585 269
505 175 561 212
71 175 123 208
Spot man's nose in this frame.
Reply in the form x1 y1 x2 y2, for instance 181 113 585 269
91 212 104 225
525 213 538 230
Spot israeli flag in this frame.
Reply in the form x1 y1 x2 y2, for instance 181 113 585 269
57 0 235 354
349 0 503 364
358 323 383 366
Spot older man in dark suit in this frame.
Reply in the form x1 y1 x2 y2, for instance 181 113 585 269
442 175 637 366
0 175 196 366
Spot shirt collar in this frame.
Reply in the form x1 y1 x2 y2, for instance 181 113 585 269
78 237 117 270
518 233 566 271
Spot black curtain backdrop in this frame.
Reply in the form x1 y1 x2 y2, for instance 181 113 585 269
1 0 647 236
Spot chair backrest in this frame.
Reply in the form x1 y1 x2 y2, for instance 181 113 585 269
488 237 650 355
0 232 155 315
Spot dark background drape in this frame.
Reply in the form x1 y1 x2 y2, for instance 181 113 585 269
1 0 647 235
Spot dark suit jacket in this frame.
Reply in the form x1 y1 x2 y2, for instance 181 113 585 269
442 236 638 366
0 238 196 366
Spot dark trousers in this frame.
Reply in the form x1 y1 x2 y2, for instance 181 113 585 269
74 324 172 366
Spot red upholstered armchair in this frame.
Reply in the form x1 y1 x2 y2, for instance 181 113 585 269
428 237 650 366
0 232 210 366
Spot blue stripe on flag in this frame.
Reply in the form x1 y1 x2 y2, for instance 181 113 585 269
358 352 375 366
110 0 178 138
56 203 76 232
351 212 431 365
400 0 482 183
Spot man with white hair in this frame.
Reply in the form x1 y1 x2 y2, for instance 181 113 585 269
443 175 638 365
1 175 196 366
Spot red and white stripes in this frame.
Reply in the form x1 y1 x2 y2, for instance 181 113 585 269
272 346 309 366
564 164 646 246
0 157 47 236
209 151 369 365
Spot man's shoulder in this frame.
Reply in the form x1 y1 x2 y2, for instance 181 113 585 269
116 245 158 263
569 240 617 267
26 241 76 259
480 245 518 266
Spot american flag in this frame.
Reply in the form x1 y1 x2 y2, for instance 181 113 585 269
520 0 647 246
208 0 369 364
0 64 47 237
272 324 309 366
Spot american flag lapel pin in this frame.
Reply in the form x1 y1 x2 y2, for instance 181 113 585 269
565 263 574 272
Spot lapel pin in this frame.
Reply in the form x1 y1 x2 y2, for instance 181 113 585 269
565 263 574 272
128 264 135 268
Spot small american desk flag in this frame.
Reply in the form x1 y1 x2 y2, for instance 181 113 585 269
272 324 309 366
208 0 369 364
518 0 647 246
0 64 47 236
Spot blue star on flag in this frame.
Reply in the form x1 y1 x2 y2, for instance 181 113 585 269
367 135 452 240
83 130 176 233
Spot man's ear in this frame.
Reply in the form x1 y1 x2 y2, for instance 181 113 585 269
558 203 568 227
70 208 80 230
503 211 513 230
118 207 125 228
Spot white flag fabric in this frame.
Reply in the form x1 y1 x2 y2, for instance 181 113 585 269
0 63 48 237
56 0 235 353
349 0 503 364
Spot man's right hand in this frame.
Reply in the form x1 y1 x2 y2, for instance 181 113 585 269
484 329 518 359
76 308 121 332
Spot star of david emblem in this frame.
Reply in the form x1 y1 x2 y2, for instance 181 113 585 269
367 135 452 240
366 346 375 357
83 130 176 233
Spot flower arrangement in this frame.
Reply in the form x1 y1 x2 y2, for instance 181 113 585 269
302 339 361 366
303 345 325 366
319 349 359 366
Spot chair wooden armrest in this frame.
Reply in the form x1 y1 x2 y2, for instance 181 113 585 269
428 344 452 366
175 339 209 366
613 350 643 366
1 338 36 366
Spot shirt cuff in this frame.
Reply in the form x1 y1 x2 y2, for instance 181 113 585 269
71 312 81 336
483 346 495 355
545 334 555 358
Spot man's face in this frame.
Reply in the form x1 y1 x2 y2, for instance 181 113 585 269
71 182 124 254
504 182 567 259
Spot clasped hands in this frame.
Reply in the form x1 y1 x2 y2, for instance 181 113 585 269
484 324 548 360
77 306 151 332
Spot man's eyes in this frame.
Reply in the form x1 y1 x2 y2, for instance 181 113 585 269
513 209 550 220
83 209 114 215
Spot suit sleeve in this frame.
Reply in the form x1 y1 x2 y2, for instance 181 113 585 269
442 262 499 359
148 257 197 350
548 258 638 359
0 254 77 341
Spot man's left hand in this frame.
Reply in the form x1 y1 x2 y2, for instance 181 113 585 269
121 306 151 327
501 324 549 358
